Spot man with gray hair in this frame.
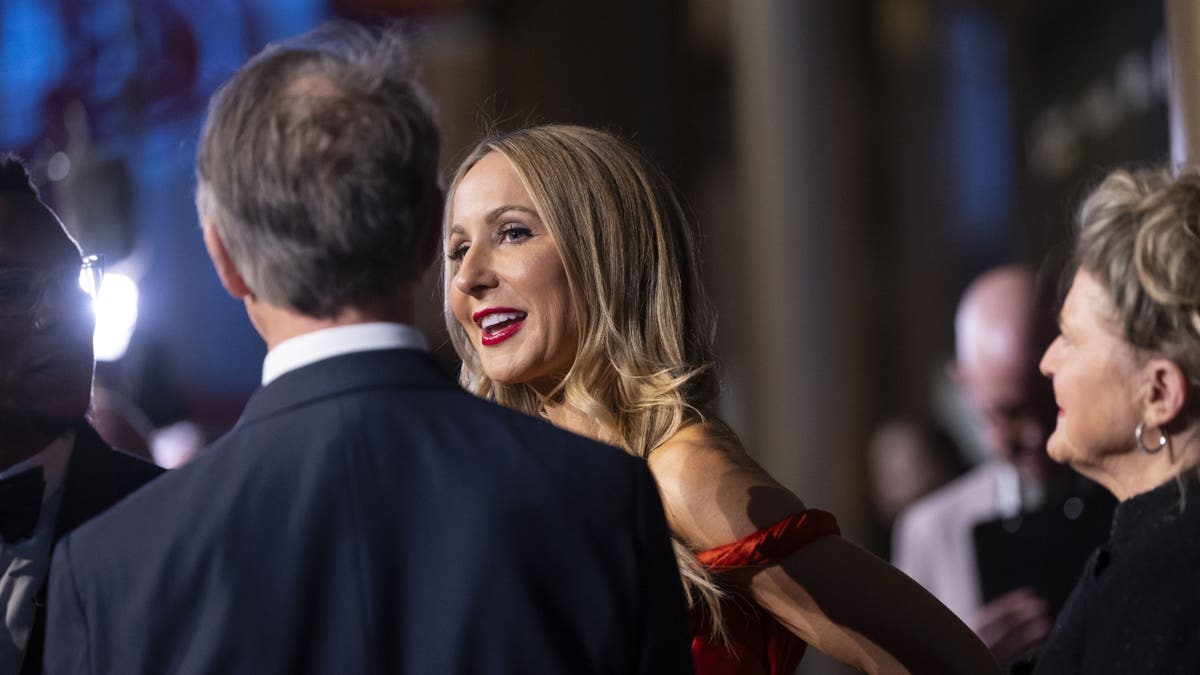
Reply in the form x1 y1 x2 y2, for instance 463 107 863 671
44 22 692 674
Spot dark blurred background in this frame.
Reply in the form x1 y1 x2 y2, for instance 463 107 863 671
0 1 1167 668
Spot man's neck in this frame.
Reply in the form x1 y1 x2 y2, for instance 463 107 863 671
0 413 71 473
248 293 415 352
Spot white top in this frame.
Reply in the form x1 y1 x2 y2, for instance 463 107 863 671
261 322 427 386
0 430 73 670
892 460 1014 621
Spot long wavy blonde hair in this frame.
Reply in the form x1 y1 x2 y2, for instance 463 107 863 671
442 124 727 633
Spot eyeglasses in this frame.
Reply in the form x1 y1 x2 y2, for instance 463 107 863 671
0 254 104 318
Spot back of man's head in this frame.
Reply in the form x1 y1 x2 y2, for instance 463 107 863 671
195 22 442 318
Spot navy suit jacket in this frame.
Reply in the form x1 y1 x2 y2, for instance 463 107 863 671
20 423 162 675
45 348 693 674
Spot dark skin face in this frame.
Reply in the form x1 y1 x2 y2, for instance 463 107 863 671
0 192 94 470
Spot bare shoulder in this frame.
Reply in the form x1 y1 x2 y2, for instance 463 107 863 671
647 421 806 551
646 421 754 482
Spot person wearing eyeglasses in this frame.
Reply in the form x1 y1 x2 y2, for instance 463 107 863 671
0 153 162 675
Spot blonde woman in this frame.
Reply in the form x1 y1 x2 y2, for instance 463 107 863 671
443 125 998 675
1030 167 1200 673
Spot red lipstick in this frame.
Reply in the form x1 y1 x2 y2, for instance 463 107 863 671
481 323 522 346
473 307 527 346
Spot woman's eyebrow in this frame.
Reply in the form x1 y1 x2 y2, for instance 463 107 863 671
485 205 538 222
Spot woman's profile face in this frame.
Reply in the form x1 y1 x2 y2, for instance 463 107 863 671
1039 269 1142 470
446 151 578 390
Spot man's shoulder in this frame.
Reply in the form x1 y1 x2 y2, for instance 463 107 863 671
245 349 629 462
69 387 636 542
62 383 642 534
416 390 644 484
338 380 635 466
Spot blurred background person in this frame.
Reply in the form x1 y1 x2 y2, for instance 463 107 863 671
893 264 1114 667
0 153 161 675
865 415 967 557
1028 166 1200 673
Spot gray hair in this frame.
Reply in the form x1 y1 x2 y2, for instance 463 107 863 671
196 21 442 317
1075 167 1200 390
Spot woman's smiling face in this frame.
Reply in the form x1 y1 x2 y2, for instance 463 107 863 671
446 151 578 390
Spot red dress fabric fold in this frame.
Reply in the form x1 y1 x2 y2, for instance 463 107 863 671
690 510 841 675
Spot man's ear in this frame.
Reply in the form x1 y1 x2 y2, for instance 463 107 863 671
201 219 252 300
1140 356 1190 430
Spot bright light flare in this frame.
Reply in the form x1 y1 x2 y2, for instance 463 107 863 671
87 273 139 362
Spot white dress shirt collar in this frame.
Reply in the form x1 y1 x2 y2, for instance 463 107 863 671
261 322 427 386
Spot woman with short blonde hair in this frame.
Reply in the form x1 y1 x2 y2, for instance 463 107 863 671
1033 166 1200 673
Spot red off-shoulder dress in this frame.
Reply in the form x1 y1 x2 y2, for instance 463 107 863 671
690 510 841 675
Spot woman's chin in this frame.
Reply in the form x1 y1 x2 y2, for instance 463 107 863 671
481 369 530 387
1045 435 1073 466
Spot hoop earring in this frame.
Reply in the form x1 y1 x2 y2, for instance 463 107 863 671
1135 421 1167 454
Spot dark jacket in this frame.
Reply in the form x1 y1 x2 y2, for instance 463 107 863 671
19 422 162 675
45 349 693 675
1029 474 1200 674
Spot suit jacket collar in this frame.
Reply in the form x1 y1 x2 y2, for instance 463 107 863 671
237 348 459 430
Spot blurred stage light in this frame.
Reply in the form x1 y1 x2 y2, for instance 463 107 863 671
89 272 139 362
47 151 70 181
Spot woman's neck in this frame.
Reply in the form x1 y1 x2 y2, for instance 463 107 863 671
542 400 616 447
1085 434 1200 501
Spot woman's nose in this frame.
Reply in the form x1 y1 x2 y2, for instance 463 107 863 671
452 247 498 296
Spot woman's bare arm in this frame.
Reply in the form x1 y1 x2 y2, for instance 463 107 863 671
648 425 999 675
